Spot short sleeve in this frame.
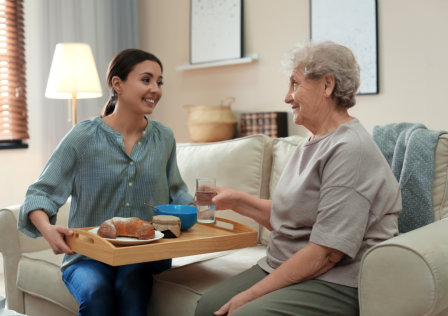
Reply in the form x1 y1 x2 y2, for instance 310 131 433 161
310 138 371 258
310 186 370 258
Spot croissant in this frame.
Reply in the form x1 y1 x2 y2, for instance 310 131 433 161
98 217 155 240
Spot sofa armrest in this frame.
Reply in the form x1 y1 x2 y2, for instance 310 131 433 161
0 208 25 313
359 218 448 316
0 201 71 313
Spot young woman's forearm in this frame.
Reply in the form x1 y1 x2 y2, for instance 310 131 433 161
28 209 52 232
29 209 74 255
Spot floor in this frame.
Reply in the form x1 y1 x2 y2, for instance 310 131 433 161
0 254 5 297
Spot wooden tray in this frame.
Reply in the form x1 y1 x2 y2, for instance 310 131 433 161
66 217 258 266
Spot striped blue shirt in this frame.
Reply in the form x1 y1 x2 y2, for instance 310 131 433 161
19 116 193 270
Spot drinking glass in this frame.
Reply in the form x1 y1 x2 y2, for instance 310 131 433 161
195 178 216 223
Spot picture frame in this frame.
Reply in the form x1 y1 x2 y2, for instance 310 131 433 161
310 0 379 94
190 0 243 64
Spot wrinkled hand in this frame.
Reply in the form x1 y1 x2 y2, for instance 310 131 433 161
195 184 217 206
214 290 257 315
211 187 241 211
41 224 75 255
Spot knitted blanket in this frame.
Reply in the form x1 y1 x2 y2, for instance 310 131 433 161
373 123 444 233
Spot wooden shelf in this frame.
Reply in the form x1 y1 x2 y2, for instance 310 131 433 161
176 54 259 71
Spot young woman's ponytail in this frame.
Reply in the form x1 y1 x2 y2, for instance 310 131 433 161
102 90 117 117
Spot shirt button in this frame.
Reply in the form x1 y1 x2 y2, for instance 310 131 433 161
128 182 133 187
138 142 142 145
130 161 134 166
126 202 130 207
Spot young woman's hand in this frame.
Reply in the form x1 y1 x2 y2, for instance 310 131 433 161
29 209 75 255
40 224 75 255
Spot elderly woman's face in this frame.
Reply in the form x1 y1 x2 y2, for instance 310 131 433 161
284 68 329 129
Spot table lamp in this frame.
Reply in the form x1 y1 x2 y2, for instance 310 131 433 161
45 43 103 125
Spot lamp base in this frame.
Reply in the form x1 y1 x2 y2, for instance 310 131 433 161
66 94 77 126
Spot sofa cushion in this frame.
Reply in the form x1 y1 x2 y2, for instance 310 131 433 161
176 135 272 232
149 245 266 316
16 248 260 316
171 249 237 268
269 135 305 197
17 250 78 313
259 135 304 245
433 134 448 220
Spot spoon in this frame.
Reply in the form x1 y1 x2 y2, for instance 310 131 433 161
144 203 162 212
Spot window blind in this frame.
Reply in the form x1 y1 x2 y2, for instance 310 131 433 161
0 0 28 144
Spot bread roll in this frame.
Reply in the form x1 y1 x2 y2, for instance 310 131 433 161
152 215 181 238
98 217 155 240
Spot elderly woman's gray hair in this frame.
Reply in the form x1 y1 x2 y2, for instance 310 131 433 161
283 41 360 109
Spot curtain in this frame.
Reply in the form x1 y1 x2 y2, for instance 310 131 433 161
27 0 139 159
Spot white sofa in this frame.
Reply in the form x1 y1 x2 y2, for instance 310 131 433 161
1 133 448 316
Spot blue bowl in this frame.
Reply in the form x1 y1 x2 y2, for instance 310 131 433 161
153 204 197 231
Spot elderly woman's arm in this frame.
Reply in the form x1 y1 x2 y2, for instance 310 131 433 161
215 242 344 315
211 187 272 230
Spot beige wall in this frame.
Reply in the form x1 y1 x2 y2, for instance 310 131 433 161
2 0 448 207
139 0 310 141
139 0 448 142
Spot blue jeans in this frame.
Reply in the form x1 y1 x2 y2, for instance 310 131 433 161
62 259 171 316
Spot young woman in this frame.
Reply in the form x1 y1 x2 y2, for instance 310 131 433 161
19 49 193 316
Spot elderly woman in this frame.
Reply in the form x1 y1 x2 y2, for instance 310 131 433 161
195 41 402 316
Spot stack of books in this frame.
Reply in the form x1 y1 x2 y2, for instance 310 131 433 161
240 112 288 138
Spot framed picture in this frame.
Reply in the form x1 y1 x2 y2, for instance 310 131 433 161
190 0 242 64
310 0 378 94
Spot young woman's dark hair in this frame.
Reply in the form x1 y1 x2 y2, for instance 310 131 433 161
102 49 163 117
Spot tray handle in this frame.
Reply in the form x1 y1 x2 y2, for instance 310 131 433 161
66 228 115 251
213 217 257 233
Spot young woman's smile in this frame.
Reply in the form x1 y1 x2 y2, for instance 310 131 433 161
114 60 163 115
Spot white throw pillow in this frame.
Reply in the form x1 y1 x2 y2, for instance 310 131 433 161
176 134 272 232
433 134 448 220
259 135 304 245
269 135 305 197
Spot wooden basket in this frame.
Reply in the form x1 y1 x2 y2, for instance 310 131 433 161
184 97 237 142
185 104 237 122
187 121 236 142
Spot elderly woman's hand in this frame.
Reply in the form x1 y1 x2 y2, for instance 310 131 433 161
214 289 258 315
211 186 241 211
212 187 273 229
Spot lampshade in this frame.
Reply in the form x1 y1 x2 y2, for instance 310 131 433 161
45 43 102 99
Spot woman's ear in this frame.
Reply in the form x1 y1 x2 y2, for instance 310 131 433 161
111 76 121 95
323 74 335 97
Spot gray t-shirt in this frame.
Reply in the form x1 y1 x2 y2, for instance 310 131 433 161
258 119 402 287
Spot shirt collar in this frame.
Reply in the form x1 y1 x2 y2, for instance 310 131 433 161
95 116 153 140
